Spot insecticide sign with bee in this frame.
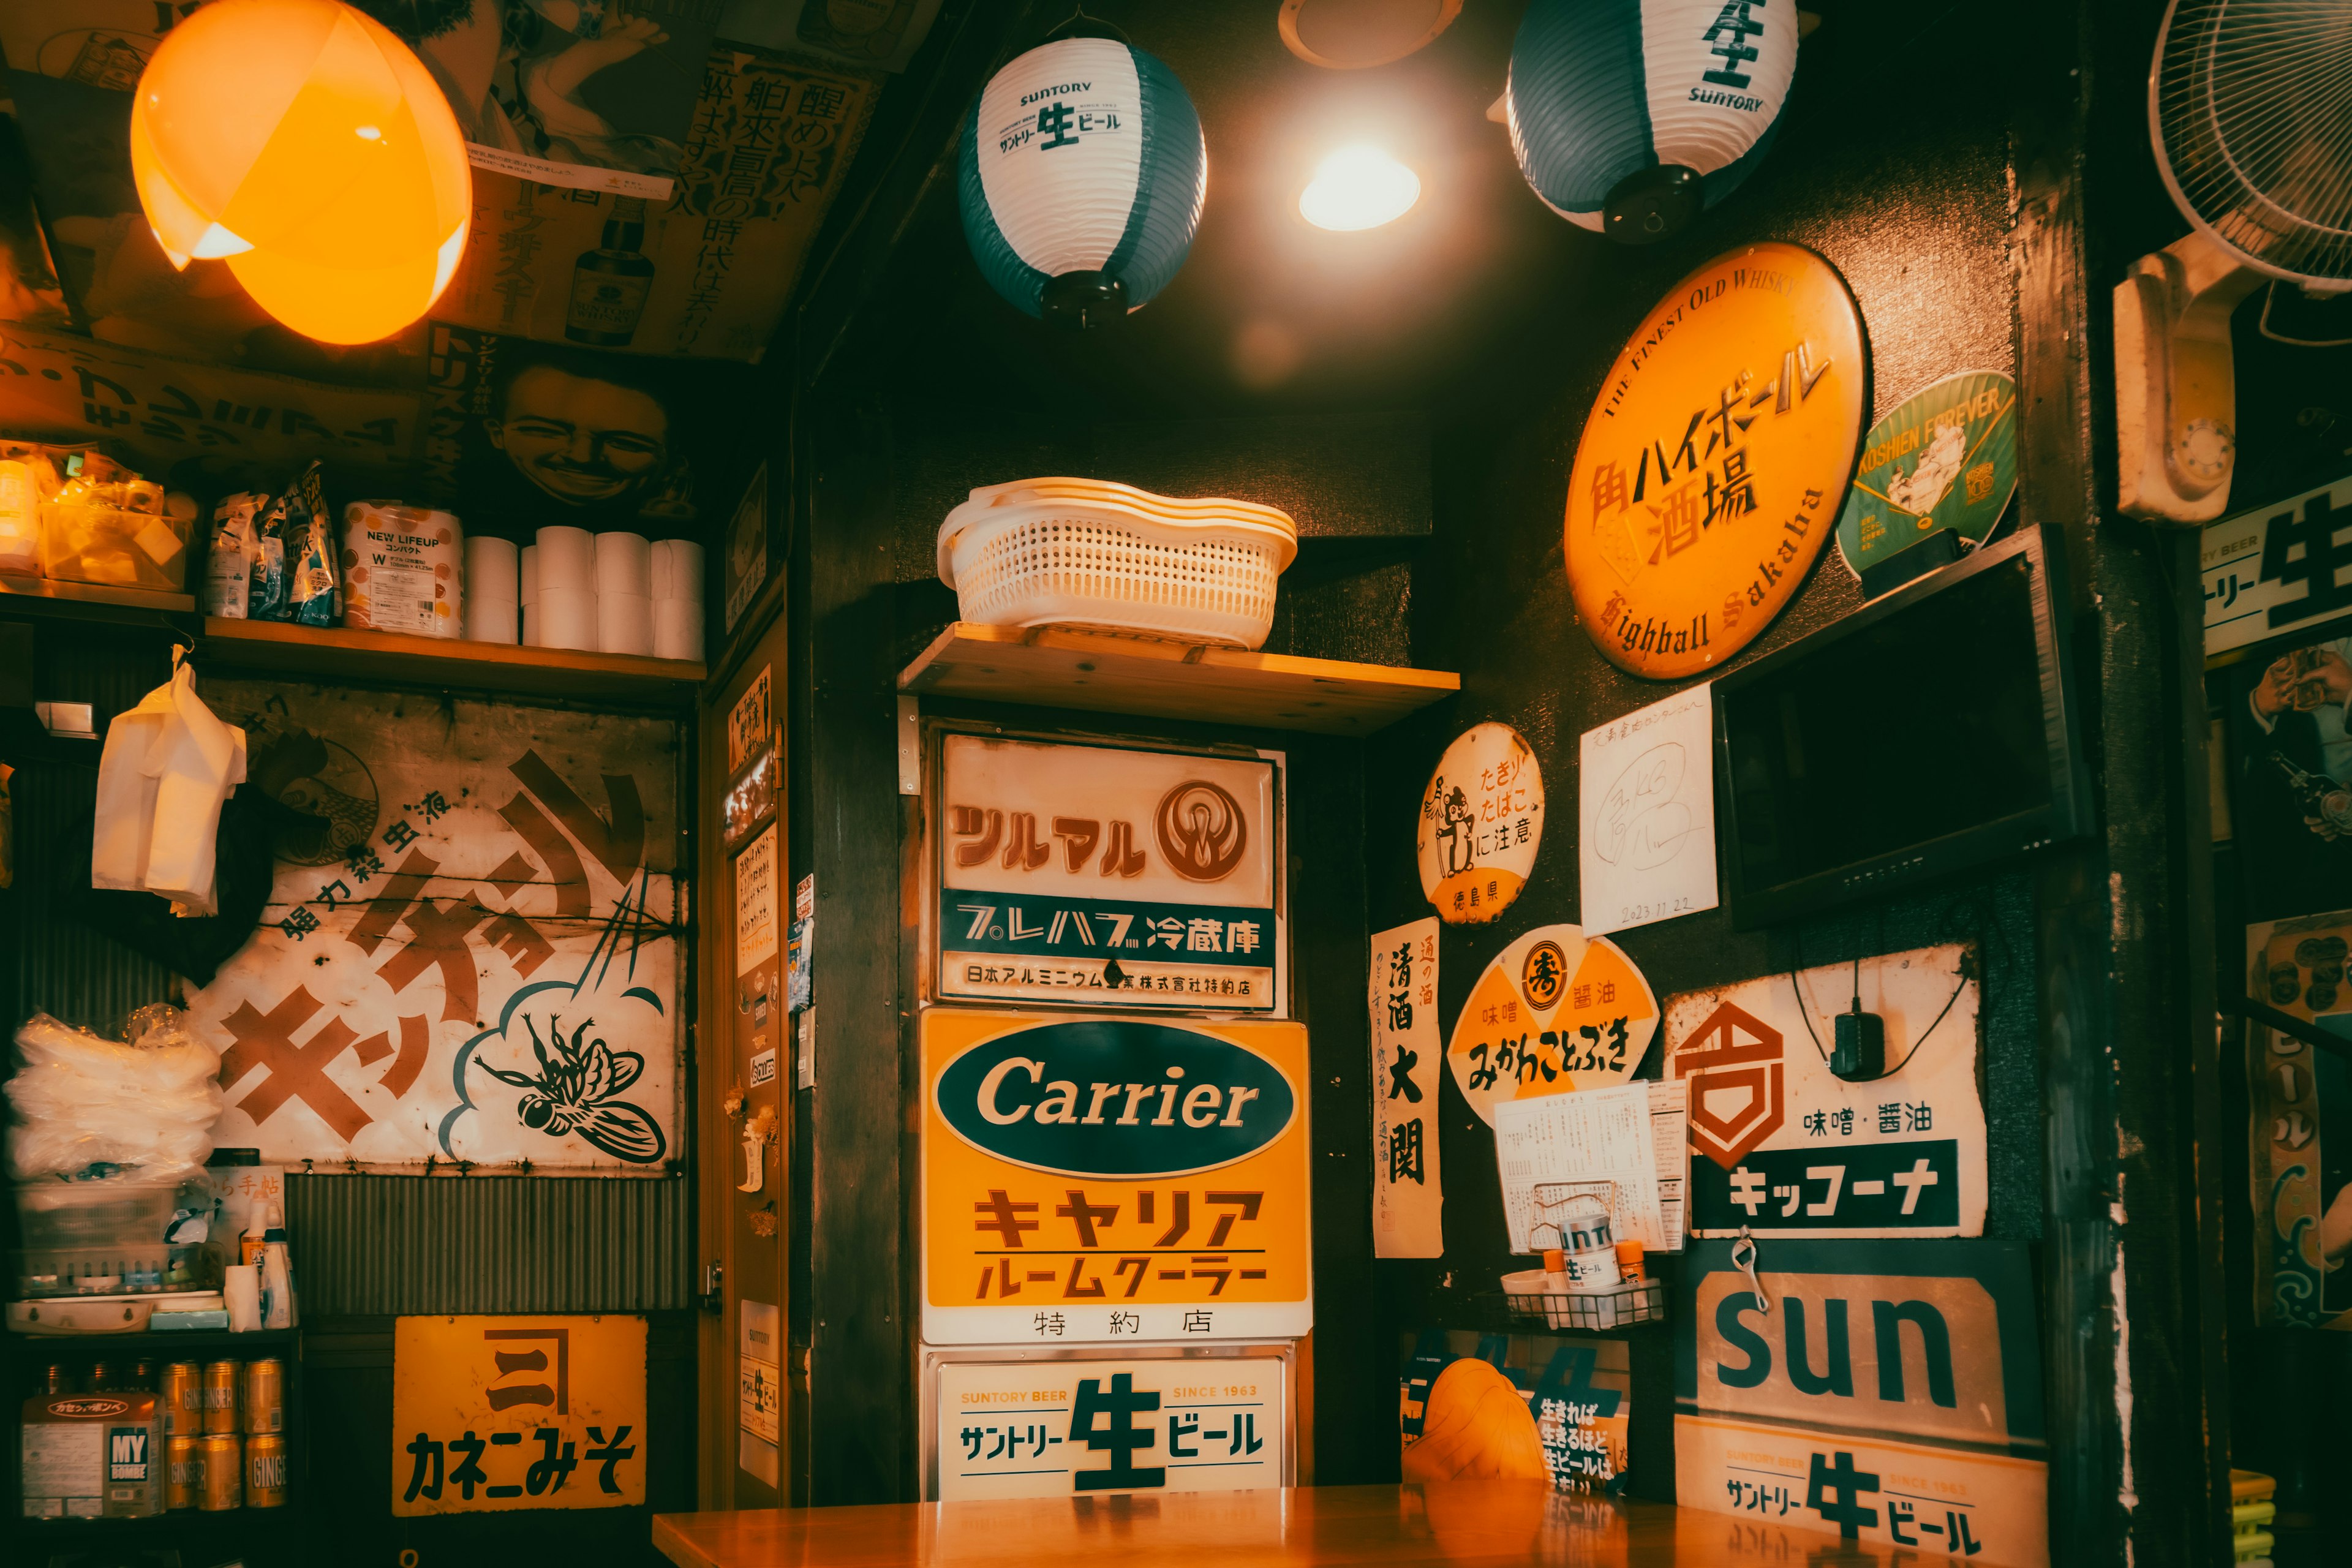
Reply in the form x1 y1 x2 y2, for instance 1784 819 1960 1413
183 682 684 1172
921 1009 1311 1345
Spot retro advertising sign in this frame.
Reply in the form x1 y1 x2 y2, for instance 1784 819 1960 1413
1444 925 1660 1127
1676 1239 2049 1568
186 682 682 1171
1370 918 1444 1258
921 1009 1311 1346
1564 241 1868 681
393 1315 647 1516
1836 371 2019 583
2246 910 2352 1327
931 1352 1289 1500
1670 949 1986 1240
2202 473 2352 660
935 735 1283 1015
1416 723 1545 925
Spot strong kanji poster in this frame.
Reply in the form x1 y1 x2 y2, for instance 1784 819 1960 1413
186 682 683 1171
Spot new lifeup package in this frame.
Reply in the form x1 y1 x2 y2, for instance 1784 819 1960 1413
342 503 462 637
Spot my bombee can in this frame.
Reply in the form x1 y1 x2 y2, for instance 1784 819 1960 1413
243 1359 284 1434
202 1360 239 1434
199 1433 242 1511
162 1362 202 1436
166 1435 202 1510
244 1431 288 1508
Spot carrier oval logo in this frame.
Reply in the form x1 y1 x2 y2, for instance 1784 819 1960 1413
936 1020 1295 1177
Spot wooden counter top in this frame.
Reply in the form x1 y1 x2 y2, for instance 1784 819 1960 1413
654 1483 1909 1567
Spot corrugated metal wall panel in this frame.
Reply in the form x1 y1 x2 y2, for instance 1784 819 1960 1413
285 1174 693 1314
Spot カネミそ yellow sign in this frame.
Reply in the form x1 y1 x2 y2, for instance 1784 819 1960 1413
391 1315 646 1515
922 1009 1311 1346
1564 242 1867 680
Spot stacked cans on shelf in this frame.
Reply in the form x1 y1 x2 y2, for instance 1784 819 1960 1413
21 1356 284 1518
164 1356 288 1512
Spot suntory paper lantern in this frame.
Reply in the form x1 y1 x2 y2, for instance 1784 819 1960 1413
130 0 470 344
957 36 1207 326
1506 0 1796 244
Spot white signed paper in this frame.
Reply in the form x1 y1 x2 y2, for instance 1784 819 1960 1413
1579 685 1719 936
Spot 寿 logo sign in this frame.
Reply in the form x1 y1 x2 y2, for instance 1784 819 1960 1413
934 734 1283 1014
936 1020 1295 1178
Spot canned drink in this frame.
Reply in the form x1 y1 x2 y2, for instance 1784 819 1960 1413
199 1433 243 1511
167 1436 202 1510
162 1362 202 1436
41 1363 70 1395
244 1431 288 1508
243 1358 284 1434
86 1361 116 1392
130 1360 156 1393
202 1360 240 1434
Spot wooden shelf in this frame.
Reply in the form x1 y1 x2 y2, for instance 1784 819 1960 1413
0 572 194 619
201 619 706 703
898 622 1457 735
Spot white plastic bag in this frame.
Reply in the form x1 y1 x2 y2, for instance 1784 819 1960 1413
6 1011 224 1183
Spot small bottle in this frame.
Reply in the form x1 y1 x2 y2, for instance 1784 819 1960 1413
1615 1240 1646 1283
260 1206 296 1329
1540 1248 1570 1295
565 197 655 347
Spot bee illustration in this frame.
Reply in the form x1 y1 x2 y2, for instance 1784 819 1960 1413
475 1013 666 1163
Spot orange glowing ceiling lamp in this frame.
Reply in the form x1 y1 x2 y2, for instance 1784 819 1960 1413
129 0 471 344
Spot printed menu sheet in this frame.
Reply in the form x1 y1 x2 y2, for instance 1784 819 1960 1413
1493 1083 1668 1255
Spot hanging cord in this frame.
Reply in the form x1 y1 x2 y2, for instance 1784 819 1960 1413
1047 5 1132 43
1785 927 1971 1079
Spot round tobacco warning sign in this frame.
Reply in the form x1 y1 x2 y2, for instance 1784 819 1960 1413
1564 241 1868 680
1444 923 1659 1126
1835 369 2018 583
1417 723 1545 925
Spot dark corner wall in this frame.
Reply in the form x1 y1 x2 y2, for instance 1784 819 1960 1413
771 2 2236 1558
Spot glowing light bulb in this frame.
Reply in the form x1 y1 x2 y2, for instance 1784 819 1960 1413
1298 145 1420 231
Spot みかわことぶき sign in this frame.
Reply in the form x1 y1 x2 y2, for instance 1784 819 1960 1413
1444 924 1659 1126
1564 242 1867 680
393 1315 646 1515
922 1009 1311 1344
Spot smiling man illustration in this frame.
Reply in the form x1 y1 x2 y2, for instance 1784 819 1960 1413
488 360 672 510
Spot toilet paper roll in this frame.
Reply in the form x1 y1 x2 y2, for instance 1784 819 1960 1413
657 538 704 603
521 543 539 607
522 604 538 647
535 526 595 592
467 599 520 644
468 536 519 598
537 585 598 652
648 538 674 601
654 595 704 662
598 591 655 656
225 1264 262 1332
594 530 652 597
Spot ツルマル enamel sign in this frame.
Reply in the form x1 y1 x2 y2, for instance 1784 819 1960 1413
393 1315 647 1515
186 682 682 1171
1444 924 1659 1127
1417 723 1545 925
921 1009 1311 1345
1675 1238 2048 1567
1564 242 1868 680
934 734 1283 1014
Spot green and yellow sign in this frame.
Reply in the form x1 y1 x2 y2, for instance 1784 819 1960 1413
1837 371 2018 582
1564 242 1868 681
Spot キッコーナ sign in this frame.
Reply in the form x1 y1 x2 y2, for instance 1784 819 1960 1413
393 1315 646 1515
933 734 1283 1014
921 1009 1311 1345
1564 242 1867 680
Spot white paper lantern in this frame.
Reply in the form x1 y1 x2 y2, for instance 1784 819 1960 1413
1507 0 1798 244
958 36 1207 326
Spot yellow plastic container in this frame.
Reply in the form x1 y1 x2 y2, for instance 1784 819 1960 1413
40 483 190 592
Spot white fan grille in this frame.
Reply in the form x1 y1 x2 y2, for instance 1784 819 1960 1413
2154 0 2352 285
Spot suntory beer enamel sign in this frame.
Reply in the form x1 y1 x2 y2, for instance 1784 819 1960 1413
922 1009 1311 1345
1565 242 1868 680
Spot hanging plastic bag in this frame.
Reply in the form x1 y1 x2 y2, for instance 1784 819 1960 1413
6 1010 224 1184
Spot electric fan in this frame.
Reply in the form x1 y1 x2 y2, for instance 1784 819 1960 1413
2116 0 2352 523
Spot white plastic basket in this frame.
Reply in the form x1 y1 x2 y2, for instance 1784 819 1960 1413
937 477 1298 650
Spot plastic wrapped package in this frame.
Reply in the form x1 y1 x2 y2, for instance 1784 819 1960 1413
6 1011 224 1185
39 464 190 592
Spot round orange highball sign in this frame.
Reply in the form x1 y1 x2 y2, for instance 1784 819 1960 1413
1565 241 1868 680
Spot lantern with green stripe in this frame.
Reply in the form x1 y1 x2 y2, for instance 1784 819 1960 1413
1507 0 1798 245
958 36 1207 328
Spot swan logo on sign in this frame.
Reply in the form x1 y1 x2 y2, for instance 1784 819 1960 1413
935 1019 1295 1178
